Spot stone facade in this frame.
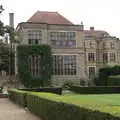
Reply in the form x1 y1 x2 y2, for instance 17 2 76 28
84 27 120 78
16 22 87 86
15 12 120 86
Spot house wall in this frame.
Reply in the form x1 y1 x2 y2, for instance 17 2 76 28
16 23 87 86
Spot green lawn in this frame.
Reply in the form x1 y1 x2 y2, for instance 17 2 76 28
30 91 120 117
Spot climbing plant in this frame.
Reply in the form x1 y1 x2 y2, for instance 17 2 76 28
17 44 52 87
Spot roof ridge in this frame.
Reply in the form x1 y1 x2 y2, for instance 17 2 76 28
37 10 58 13
55 12 73 24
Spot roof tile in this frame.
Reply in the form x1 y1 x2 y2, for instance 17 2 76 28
27 11 73 25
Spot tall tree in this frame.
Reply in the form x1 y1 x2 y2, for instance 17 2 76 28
0 21 4 36
0 5 4 14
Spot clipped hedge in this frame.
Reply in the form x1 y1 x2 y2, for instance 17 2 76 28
18 87 62 95
108 75 120 86
70 86 120 94
8 90 120 120
26 94 120 120
8 90 27 107
96 66 120 86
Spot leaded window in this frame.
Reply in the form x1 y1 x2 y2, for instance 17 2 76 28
52 55 76 75
88 53 95 62
89 67 95 78
50 32 76 48
110 53 116 62
28 55 41 76
28 30 42 44
103 53 108 63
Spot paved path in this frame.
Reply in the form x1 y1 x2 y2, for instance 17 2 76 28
0 98 40 120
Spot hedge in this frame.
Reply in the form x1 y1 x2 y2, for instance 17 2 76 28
8 90 120 120
70 86 120 94
0 87 3 93
18 87 62 95
96 66 120 86
108 75 120 86
17 45 52 87
8 90 27 107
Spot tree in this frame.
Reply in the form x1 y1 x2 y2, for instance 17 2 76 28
0 5 4 14
0 21 4 36
0 43 9 72
0 22 16 75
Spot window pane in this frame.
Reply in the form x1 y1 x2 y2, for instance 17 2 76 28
50 32 76 48
52 55 76 75
89 67 95 78
28 55 41 76
28 30 42 44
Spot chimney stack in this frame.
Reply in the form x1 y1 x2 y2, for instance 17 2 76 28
9 13 14 28
90 26 94 30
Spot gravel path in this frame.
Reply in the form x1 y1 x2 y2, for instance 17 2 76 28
0 98 41 120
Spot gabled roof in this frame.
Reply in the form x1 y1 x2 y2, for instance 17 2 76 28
84 30 110 37
27 11 73 25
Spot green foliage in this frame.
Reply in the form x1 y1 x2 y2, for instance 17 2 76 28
108 75 120 86
5 25 18 43
18 87 62 95
0 43 14 73
80 79 86 86
8 89 27 107
8 90 120 120
0 86 3 93
70 86 120 94
0 21 4 36
17 45 52 88
62 81 74 89
95 66 120 86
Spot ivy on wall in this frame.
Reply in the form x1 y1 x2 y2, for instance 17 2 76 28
17 44 52 88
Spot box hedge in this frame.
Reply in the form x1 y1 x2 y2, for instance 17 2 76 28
70 86 120 94
8 90 27 107
18 87 62 95
108 75 120 86
8 90 120 120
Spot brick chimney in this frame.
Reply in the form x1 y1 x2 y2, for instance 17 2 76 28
9 13 14 28
90 26 94 30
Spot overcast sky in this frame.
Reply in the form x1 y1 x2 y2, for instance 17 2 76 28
1 0 120 38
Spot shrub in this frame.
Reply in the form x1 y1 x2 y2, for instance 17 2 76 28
95 66 120 86
70 86 120 94
62 81 73 89
108 75 120 86
80 79 86 86
0 87 3 93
